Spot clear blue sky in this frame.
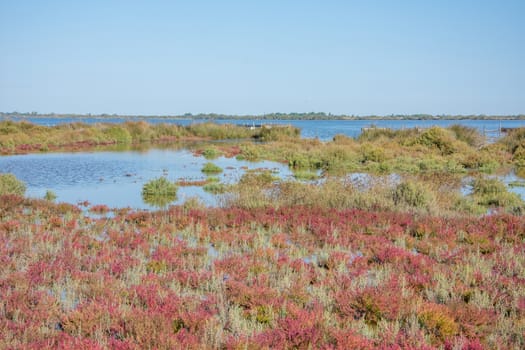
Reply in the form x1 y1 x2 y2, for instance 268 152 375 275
1 0 524 115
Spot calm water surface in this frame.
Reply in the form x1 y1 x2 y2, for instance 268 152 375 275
0 149 293 209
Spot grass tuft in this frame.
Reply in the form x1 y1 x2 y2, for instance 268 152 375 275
0 173 26 196
201 162 223 174
141 177 178 207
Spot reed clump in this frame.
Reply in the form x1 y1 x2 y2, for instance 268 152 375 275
392 181 435 211
203 182 228 194
141 177 178 207
221 171 523 215
0 173 26 196
471 176 524 213
0 120 300 154
202 147 221 159
232 125 504 177
201 162 223 174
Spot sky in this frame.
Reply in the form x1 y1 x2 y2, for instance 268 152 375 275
0 0 524 116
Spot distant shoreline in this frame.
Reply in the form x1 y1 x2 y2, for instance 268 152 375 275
1 112 524 121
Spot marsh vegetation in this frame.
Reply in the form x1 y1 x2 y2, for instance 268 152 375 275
141 177 179 208
1 120 525 349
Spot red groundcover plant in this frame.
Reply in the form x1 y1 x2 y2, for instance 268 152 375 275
1 195 524 349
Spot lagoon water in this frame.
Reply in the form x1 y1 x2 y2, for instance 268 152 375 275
0 148 293 210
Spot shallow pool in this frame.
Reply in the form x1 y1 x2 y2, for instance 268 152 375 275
0 147 293 209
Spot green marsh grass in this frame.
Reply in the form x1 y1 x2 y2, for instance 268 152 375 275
141 177 178 207
293 170 319 181
0 120 300 154
44 190 57 201
203 182 228 194
471 176 524 212
0 173 26 196
202 147 221 159
201 162 223 174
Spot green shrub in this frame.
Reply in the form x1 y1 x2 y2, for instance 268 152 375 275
448 124 484 147
238 171 278 187
44 190 57 201
471 177 524 212
0 173 26 196
253 305 273 325
0 121 22 135
332 134 355 145
255 125 300 141
454 196 485 215
272 178 392 212
187 122 255 140
516 167 525 179
151 123 184 139
201 162 223 174
417 158 446 172
472 177 506 197
418 304 459 341
350 293 383 326
203 182 228 194
445 159 466 173
391 157 421 173
460 150 499 172
392 181 434 209
414 127 457 155
221 171 280 208
202 147 221 159
360 143 386 163
293 170 319 181
123 121 154 141
288 153 314 170
358 127 418 142
181 196 206 211
142 177 178 196
172 318 186 333
478 160 499 174
511 142 525 168
206 176 220 183
102 126 132 143
238 143 263 161
141 177 178 207
499 127 525 154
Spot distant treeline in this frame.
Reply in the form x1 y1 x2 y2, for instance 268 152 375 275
1 111 525 120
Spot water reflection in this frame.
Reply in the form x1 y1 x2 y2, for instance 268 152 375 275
142 192 178 208
0 145 293 209
141 177 179 208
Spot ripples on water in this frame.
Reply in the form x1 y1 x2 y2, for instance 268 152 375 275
0 149 293 209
